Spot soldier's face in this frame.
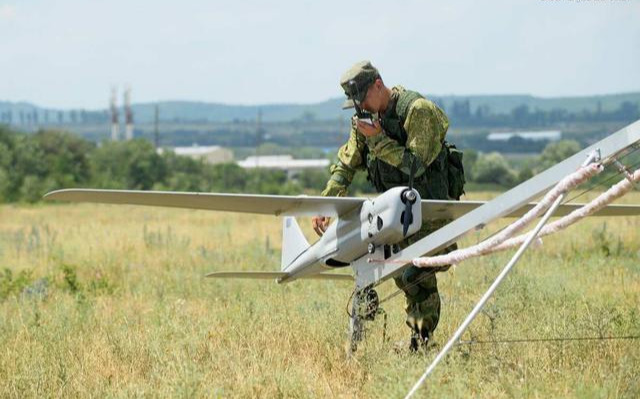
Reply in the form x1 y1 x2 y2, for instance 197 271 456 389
360 80 384 113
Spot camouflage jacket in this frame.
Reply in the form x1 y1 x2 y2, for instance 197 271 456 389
321 86 449 197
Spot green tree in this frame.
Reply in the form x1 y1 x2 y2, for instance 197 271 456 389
0 129 14 170
538 140 582 171
296 169 329 193
461 148 478 181
19 175 57 203
33 130 94 187
0 168 10 202
0 128 14 201
245 169 300 195
8 134 48 201
205 163 248 192
473 152 516 186
91 140 167 190
157 150 206 192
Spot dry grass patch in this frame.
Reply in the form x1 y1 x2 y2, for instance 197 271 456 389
0 195 639 397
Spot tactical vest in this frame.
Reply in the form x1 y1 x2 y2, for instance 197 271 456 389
365 89 465 200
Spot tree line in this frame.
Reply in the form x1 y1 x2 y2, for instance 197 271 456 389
3 98 638 128
0 126 591 203
461 140 583 188
0 109 108 125
436 99 639 128
0 127 316 203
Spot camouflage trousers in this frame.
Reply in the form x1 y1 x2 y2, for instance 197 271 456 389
393 219 456 341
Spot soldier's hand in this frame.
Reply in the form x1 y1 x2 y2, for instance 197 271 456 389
312 216 331 236
356 119 382 137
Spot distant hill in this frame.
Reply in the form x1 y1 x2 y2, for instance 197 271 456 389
1 92 639 124
435 93 640 115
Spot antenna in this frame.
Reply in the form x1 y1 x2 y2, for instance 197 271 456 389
110 86 119 141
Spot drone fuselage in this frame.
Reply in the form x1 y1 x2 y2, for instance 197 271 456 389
278 186 422 283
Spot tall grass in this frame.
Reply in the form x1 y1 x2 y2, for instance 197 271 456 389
0 194 638 397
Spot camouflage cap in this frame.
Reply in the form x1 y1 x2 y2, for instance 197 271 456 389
340 60 380 109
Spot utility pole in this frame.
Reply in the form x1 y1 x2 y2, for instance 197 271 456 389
110 86 119 141
124 85 133 140
154 103 160 149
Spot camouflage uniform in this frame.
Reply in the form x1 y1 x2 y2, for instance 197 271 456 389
322 74 460 345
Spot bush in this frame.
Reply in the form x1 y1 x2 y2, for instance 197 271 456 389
90 139 167 190
538 140 582 171
473 152 517 186
0 268 33 300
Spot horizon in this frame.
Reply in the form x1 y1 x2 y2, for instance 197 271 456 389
3 90 640 112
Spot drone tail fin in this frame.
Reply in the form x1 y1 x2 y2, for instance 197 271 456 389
281 216 310 271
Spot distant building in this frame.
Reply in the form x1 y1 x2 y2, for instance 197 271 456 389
238 155 330 177
158 145 234 164
487 130 562 142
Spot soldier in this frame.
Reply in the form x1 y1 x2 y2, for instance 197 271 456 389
312 60 465 351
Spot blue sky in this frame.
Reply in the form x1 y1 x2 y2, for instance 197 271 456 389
0 0 638 109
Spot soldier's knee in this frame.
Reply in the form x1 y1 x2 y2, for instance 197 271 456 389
395 266 437 299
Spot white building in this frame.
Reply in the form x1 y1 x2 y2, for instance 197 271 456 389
158 145 234 164
487 130 562 142
238 155 330 177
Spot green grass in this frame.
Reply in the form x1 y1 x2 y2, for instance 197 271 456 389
0 193 639 397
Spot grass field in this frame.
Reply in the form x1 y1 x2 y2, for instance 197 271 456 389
1 192 639 398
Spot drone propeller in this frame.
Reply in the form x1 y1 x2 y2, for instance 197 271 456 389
402 159 418 237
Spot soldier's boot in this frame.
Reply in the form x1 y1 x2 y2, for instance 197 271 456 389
409 332 425 352
408 318 432 352
394 232 455 354
394 266 442 353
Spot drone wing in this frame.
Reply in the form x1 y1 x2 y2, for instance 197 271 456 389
44 189 364 217
46 189 640 220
